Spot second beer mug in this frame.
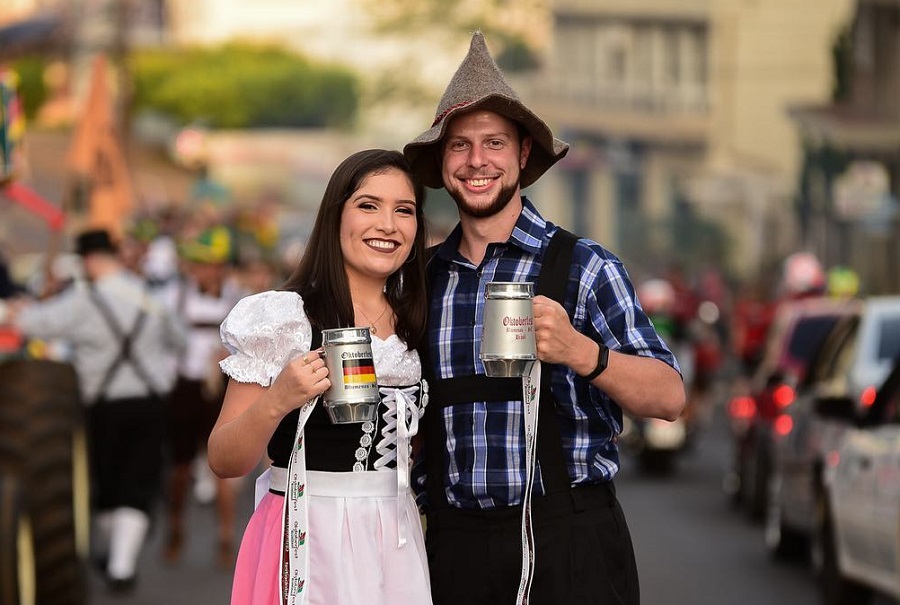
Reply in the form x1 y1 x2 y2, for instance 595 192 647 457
320 327 380 424
480 282 537 377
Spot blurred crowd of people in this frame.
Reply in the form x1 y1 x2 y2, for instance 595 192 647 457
0 194 297 593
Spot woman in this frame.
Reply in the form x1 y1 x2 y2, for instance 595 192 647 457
208 149 431 605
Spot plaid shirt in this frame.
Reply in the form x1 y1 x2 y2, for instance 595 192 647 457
413 198 679 510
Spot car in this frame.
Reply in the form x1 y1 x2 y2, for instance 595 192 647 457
813 356 900 604
765 295 900 560
724 296 860 518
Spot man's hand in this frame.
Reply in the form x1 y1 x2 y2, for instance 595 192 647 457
533 295 595 376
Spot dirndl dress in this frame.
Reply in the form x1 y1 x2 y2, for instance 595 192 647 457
219 290 432 605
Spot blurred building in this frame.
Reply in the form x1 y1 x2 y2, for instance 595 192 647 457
9 0 882 287
526 0 854 281
790 0 900 295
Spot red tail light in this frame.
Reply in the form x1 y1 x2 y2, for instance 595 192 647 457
773 384 795 409
729 396 756 420
774 414 793 437
860 386 877 408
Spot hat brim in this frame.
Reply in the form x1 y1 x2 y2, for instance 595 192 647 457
403 95 569 190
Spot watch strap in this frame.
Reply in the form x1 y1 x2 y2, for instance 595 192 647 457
582 342 609 381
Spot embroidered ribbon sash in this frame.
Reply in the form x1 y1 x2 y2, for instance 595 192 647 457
516 362 541 605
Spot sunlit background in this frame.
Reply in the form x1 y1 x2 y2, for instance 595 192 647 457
2 0 896 295
2 2 900 604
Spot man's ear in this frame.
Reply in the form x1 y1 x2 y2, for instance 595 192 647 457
520 135 532 170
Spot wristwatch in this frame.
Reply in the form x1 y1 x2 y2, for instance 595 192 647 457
582 342 609 381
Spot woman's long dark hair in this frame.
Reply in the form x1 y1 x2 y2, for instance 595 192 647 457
281 149 428 347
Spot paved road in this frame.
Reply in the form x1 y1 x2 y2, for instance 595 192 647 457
617 403 894 605
617 407 820 605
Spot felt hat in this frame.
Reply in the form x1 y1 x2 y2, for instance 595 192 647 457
403 31 569 189
75 229 118 256
179 226 234 264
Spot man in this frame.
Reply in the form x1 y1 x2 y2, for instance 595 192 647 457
405 32 685 605
11 228 185 592
157 224 247 568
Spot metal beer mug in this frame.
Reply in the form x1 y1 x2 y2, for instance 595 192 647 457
480 282 537 377
320 327 380 424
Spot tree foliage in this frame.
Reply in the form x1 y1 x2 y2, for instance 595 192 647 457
360 0 546 73
11 56 48 120
128 44 360 129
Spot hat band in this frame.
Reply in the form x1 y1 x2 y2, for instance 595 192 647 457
431 100 475 127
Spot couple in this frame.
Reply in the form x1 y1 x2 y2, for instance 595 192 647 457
208 32 685 605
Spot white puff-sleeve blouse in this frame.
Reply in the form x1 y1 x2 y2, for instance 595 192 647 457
219 290 425 472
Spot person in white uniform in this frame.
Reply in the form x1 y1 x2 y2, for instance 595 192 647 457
158 225 248 567
11 228 185 593
208 149 432 605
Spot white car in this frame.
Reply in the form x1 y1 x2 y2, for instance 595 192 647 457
766 296 900 561
815 356 900 604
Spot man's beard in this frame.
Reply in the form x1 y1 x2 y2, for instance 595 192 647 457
450 180 519 219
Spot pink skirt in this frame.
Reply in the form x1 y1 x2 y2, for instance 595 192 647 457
230 470 431 605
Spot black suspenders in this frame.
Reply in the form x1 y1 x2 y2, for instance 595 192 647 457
423 228 580 508
89 285 158 401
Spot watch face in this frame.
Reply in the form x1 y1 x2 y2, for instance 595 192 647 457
597 344 609 373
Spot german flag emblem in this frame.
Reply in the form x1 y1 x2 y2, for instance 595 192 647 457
342 357 376 385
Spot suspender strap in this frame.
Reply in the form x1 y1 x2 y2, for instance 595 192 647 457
176 280 226 329
536 228 579 325
424 227 580 507
428 375 520 407
89 286 158 401
421 342 445 507
533 228 578 495
421 246 444 507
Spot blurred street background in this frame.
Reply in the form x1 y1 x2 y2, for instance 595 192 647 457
2 0 899 604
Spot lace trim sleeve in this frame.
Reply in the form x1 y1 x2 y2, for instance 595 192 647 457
219 290 312 386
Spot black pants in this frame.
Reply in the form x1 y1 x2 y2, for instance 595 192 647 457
88 396 165 514
164 376 224 464
426 482 640 605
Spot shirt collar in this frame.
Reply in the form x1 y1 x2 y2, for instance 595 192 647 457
435 196 547 262
510 196 547 255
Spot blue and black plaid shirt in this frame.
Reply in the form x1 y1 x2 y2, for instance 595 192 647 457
413 197 679 510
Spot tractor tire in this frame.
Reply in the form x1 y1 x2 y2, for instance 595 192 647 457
0 359 88 605
0 472 34 605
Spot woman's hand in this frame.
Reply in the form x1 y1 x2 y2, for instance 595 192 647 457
210 349 331 478
267 349 331 417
